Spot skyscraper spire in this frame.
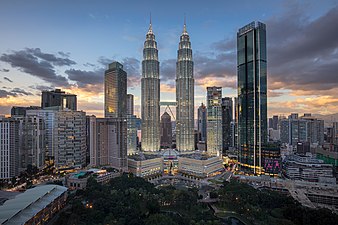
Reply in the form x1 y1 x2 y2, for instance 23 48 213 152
176 15 194 152
147 12 153 34
183 14 188 35
141 18 160 152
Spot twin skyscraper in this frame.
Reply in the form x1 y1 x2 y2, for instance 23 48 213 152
141 19 194 152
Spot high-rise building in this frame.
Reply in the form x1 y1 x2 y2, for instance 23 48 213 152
176 22 195 152
104 62 127 118
332 122 338 145
41 89 77 110
11 106 41 117
207 87 222 156
197 103 207 142
141 21 160 152
222 97 233 153
127 94 134 115
127 115 138 155
272 115 279 130
126 94 137 155
237 21 267 174
280 113 324 146
53 110 87 167
86 115 97 166
160 112 172 148
0 118 19 180
18 115 46 169
88 117 127 170
27 109 87 167
26 109 57 161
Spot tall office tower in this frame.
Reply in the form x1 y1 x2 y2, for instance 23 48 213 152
141 21 160 151
27 109 57 161
176 22 195 152
127 94 134 115
197 103 207 142
90 118 127 170
0 118 19 180
207 87 222 156
41 89 77 110
160 112 172 148
104 61 127 118
333 122 338 145
272 115 279 130
19 115 46 169
222 97 233 153
280 113 324 146
127 114 138 155
126 93 137 155
86 115 97 166
237 21 267 174
233 97 238 149
268 118 273 129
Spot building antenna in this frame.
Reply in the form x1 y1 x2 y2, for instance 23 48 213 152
150 12 152 25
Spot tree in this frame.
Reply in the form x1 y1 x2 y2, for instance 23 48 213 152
145 214 178 225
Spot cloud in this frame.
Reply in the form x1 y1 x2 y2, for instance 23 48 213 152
160 83 175 93
267 5 338 92
160 59 176 83
0 48 72 87
0 89 17 98
11 88 33 96
65 57 140 94
122 57 141 88
29 85 55 91
25 48 76 66
0 87 32 98
65 68 104 88
4 77 13 83
83 62 95 67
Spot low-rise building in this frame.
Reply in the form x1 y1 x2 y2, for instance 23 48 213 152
128 154 163 177
283 154 334 183
178 153 224 178
66 169 120 190
0 185 67 225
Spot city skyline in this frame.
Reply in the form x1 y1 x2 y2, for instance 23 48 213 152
0 0 338 118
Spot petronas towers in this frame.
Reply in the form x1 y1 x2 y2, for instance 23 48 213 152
141 22 160 151
176 23 195 151
141 19 194 152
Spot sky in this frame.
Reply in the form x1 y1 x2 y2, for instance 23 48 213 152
0 0 338 118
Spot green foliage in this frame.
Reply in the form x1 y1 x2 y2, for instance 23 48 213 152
217 180 338 225
55 174 219 225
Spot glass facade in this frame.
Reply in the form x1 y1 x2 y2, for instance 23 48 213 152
222 97 233 154
104 62 127 118
237 22 267 174
197 103 207 142
176 24 195 151
141 23 160 151
207 87 222 156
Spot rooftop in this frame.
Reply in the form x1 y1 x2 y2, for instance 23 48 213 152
0 185 67 224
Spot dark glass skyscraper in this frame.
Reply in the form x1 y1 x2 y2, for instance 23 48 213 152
197 103 207 142
222 97 233 154
176 22 194 152
237 21 267 174
141 21 160 151
160 112 172 148
104 62 127 118
207 87 222 156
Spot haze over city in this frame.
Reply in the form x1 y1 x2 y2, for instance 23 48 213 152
0 0 337 118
